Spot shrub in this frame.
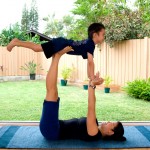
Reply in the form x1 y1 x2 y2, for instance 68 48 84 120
123 78 150 101
61 66 73 80
103 9 150 47
104 76 113 87
0 23 43 46
20 60 43 74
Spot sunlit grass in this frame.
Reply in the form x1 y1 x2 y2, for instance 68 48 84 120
0 81 150 121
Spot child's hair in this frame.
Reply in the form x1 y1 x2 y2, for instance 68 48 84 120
88 23 105 39
103 121 126 141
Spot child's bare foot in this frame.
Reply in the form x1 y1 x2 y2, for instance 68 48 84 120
57 46 74 56
7 38 19 52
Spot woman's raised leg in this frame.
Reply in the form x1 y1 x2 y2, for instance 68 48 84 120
45 46 73 101
39 46 73 140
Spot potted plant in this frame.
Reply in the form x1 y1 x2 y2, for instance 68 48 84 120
83 79 89 90
61 66 73 86
20 60 43 80
104 76 113 93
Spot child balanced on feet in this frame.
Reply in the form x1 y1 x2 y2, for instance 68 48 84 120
7 23 105 80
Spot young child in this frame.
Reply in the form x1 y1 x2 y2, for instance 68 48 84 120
7 23 105 80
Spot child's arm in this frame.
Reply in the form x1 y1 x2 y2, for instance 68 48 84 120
87 52 95 80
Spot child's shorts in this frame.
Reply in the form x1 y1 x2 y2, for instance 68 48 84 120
41 40 55 59
39 97 60 140
41 37 75 59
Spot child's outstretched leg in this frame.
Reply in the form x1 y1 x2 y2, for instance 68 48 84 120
7 38 43 52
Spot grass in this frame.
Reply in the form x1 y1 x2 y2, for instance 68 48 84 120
0 80 150 121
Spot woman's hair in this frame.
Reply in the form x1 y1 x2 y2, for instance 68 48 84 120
88 23 105 39
103 121 126 141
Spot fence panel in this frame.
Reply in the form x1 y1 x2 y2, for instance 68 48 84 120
0 38 149 85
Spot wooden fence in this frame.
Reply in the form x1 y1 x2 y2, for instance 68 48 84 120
0 37 149 85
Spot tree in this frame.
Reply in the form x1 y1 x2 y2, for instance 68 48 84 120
21 4 30 31
29 0 39 30
43 14 75 38
0 23 26 46
103 9 146 47
135 0 150 23
69 0 150 46
134 0 150 37
103 0 150 46
0 23 42 46
69 0 109 40
43 14 64 37
21 0 39 32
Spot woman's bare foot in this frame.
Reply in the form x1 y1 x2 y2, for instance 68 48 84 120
7 38 19 52
56 46 74 57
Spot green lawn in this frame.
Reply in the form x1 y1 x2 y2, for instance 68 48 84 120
0 81 150 121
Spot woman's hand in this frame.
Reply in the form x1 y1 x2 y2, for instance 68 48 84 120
90 72 104 86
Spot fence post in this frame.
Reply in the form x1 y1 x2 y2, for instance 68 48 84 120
104 42 107 76
144 37 149 79
0 47 2 77
37 53 41 75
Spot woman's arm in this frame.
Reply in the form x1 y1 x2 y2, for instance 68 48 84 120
87 52 95 80
87 82 98 136
87 72 104 136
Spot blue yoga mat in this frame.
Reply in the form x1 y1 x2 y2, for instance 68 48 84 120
0 126 150 148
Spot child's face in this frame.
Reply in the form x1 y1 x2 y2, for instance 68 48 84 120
96 29 105 44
